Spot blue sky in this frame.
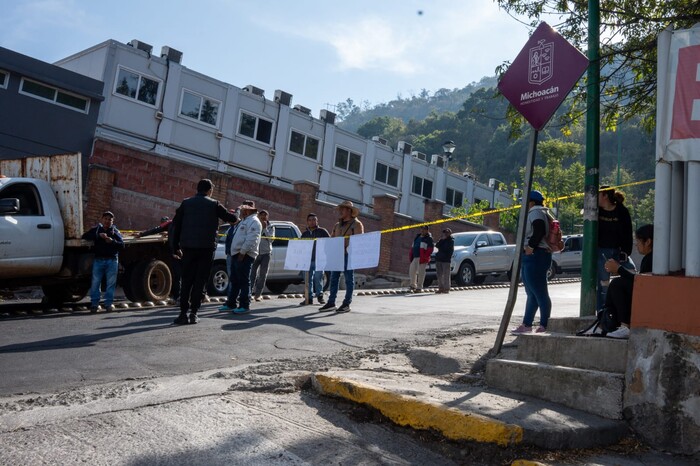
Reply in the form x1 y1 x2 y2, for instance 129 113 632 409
0 0 531 115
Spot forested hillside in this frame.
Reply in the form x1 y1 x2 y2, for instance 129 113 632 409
336 82 656 232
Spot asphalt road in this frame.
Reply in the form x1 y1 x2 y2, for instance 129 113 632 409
0 283 582 396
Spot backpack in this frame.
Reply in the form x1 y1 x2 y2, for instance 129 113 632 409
545 210 564 252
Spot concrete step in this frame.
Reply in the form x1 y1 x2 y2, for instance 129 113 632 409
485 359 624 419
516 333 628 373
312 370 629 450
547 316 597 334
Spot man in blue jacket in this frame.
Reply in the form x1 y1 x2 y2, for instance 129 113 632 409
82 211 124 313
171 179 238 325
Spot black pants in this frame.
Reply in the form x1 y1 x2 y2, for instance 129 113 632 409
180 248 214 314
605 276 634 325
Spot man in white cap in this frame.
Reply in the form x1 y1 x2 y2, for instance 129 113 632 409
220 200 261 314
319 200 364 313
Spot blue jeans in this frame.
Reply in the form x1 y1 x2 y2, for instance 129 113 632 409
328 254 353 306
597 247 635 310
90 257 118 307
227 254 254 310
521 249 552 328
308 260 324 298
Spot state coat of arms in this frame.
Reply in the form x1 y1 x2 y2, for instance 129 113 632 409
528 39 554 85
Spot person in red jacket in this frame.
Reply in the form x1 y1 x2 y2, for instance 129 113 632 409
408 226 434 291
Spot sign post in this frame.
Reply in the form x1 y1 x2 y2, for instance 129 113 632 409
493 22 588 354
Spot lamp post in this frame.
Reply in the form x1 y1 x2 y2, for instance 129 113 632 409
442 140 456 161
489 178 505 208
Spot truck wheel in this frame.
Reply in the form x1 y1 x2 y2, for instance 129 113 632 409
207 262 229 296
132 260 172 302
41 281 90 305
266 282 288 294
456 262 475 286
121 263 139 302
547 262 557 281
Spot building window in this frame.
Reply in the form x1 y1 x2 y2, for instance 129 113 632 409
114 66 160 106
179 89 220 126
19 78 89 113
289 130 320 159
0 70 8 89
375 162 399 187
334 147 362 174
238 111 273 144
446 187 464 207
412 176 433 198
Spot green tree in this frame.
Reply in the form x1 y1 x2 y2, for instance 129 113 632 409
494 0 700 132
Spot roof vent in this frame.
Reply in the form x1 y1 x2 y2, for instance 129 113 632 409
397 141 412 155
320 109 336 125
411 151 427 161
161 46 183 64
128 40 153 55
371 136 388 146
293 104 312 115
274 90 293 107
243 85 265 97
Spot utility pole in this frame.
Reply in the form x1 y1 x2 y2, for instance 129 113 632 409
581 0 600 316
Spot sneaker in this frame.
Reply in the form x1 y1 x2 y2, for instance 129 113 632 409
606 326 630 339
318 302 336 312
299 299 312 306
510 324 532 335
535 325 547 333
254 296 262 302
189 313 199 324
316 295 325 304
335 303 351 313
218 304 235 312
106 304 115 313
90 305 100 314
232 307 251 314
173 313 189 325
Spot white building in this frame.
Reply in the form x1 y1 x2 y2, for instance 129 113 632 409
56 39 512 220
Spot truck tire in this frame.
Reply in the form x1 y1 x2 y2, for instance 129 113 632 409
207 262 229 296
456 262 475 286
266 282 288 294
131 260 172 302
121 262 139 302
547 261 557 281
41 281 90 305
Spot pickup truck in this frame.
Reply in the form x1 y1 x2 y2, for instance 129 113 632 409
0 153 174 305
208 221 309 295
425 230 516 286
548 234 583 280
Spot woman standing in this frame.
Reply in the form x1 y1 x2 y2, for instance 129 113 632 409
434 228 454 293
512 190 552 334
597 186 633 310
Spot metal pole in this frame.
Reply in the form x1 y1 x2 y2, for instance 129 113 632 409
493 129 538 354
580 0 600 316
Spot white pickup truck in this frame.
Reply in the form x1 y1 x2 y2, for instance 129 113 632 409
0 153 174 305
425 230 516 286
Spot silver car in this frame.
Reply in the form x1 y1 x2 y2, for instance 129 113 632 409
548 234 583 279
208 220 304 295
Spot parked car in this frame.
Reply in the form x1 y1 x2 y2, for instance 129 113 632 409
208 220 319 295
548 234 583 280
425 231 516 286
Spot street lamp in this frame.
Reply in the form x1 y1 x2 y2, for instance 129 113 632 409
442 140 456 161
489 178 505 207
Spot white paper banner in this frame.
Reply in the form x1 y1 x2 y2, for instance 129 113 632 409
347 231 381 270
315 237 345 271
284 239 314 271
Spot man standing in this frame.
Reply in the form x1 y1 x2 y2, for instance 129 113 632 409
221 201 261 314
250 210 274 302
408 226 434 291
82 211 124 313
319 201 364 313
171 179 238 325
300 213 330 306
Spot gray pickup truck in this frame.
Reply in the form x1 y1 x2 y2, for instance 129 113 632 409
548 234 583 280
425 231 516 286
208 221 306 295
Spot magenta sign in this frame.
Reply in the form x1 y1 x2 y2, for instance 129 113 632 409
498 22 588 131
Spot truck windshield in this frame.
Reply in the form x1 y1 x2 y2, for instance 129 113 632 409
454 234 477 247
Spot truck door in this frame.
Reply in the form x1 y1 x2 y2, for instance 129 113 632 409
0 181 63 278
475 233 496 272
269 224 299 280
560 236 583 271
489 233 510 270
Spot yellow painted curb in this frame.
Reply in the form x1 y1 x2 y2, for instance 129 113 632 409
313 374 523 447
511 461 547 466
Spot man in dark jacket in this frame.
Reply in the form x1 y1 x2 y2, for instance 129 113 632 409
171 179 238 325
299 213 330 306
82 211 124 313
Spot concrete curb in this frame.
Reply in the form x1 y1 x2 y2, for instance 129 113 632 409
311 373 524 447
